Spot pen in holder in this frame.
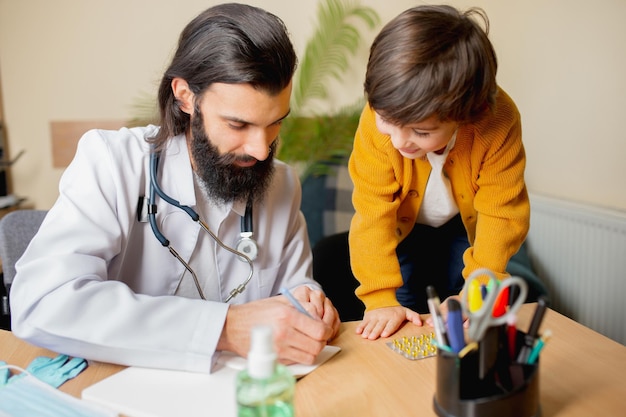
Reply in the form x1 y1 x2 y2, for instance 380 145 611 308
433 328 541 417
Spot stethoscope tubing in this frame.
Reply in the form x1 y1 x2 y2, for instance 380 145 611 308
148 151 254 302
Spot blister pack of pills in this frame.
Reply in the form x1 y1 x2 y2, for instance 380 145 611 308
386 333 438 360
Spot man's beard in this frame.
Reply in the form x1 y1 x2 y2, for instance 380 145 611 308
189 111 276 205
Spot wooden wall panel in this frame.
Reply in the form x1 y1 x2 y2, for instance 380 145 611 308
50 120 127 168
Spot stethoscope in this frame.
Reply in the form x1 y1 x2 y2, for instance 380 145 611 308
148 150 257 302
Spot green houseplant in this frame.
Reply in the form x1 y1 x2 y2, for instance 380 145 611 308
289 0 379 245
278 0 379 178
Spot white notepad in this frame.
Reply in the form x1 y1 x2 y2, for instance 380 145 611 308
82 345 341 417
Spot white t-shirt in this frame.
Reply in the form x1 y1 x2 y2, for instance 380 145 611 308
416 131 460 228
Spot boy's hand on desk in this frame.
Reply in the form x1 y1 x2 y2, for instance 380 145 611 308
356 306 423 340
218 297 335 366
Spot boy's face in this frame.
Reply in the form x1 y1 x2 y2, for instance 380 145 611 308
374 112 458 159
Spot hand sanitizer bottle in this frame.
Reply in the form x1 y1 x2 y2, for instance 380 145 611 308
236 325 295 417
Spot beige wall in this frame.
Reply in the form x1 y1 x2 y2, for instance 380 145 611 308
1 0 625 211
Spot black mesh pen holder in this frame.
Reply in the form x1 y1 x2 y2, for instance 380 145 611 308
433 328 541 417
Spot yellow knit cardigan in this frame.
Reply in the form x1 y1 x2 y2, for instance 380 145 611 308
348 88 530 311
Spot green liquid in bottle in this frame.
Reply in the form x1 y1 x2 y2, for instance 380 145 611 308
237 327 295 417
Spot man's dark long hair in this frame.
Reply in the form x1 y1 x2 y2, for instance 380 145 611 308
148 3 297 150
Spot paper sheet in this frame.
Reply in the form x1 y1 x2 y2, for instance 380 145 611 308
81 345 340 417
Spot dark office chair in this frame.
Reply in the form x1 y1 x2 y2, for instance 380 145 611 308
312 231 365 322
0 209 48 330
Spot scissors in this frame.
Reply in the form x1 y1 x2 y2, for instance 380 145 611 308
461 268 528 342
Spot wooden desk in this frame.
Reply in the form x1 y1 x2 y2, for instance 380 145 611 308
0 329 126 398
1 304 625 416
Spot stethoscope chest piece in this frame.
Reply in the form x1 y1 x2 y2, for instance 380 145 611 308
235 233 258 261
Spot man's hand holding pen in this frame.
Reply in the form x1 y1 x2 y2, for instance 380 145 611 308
283 286 341 339
217 289 339 367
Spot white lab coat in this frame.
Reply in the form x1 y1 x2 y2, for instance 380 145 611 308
10 126 318 373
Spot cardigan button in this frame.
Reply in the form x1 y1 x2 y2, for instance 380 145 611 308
400 217 410 222
408 190 418 198
395 228 402 237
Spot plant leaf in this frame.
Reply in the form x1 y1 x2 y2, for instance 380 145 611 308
292 0 380 114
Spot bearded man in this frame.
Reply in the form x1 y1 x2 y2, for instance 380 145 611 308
10 3 339 374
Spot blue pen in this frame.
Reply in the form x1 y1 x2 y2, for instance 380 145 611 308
446 299 466 354
280 287 314 319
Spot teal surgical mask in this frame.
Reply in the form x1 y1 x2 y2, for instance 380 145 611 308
0 365 117 417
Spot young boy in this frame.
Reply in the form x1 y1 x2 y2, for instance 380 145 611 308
348 5 529 339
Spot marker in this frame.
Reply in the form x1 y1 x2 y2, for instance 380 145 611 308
517 296 549 363
426 286 449 347
446 299 465 354
280 287 314 319
507 314 518 360
467 280 483 312
527 329 552 365
492 286 509 317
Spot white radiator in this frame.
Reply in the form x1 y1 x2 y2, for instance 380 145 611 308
526 193 626 345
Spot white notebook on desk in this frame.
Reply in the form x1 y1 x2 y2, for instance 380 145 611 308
82 345 341 417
